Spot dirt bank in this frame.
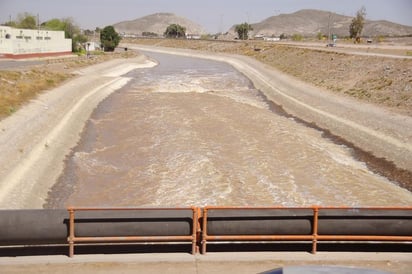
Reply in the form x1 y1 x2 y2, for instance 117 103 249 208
0 51 138 119
129 39 412 116
130 45 412 182
0 55 157 208
1 44 411 209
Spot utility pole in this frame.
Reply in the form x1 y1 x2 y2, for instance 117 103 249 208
327 13 331 43
219 14 223 34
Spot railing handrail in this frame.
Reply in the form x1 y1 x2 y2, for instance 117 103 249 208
201 206 412 254
68 206 197 211
67 206 198 257
203 205 412 210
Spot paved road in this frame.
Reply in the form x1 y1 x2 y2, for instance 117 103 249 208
1 252 411 273
0 59 45 70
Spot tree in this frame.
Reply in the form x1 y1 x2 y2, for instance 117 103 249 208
3 21 17 27
100 26 121 51
43 18 83 52
292 34 303 41
164 24 186 38
62 18 79 40
42 18 65 31
142 31 158 37
73 34 88 52
17 13 37 29
235 22 253 40
83 29 95 36
349 6 366 41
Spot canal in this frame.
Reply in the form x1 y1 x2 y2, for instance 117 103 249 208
45 52 412 208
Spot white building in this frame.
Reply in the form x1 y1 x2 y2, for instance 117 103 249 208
263 36 280 42
186 33 201 40
84 41 101 52
0 26 72 59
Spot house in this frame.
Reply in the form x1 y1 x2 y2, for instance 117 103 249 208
0 26 72 59
254 34 265 40
263 36 280 42
84 41 101 52
186 33 201 40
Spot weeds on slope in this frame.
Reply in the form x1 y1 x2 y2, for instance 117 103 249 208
0 70 70 119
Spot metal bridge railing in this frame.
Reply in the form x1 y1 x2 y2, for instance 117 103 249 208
67 206 198 257
201 206 412 254
1 206 411 257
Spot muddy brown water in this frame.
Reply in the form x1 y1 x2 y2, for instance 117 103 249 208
45 52 412 208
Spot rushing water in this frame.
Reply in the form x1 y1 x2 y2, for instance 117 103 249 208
45 52 412 208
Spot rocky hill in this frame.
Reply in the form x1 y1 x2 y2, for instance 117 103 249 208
245 9 412 37
113 13 207 36
116 10 412 38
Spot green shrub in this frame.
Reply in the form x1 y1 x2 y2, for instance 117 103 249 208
292 34 303 41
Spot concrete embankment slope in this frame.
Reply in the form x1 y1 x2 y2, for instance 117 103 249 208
131 45 412 176
0 55 157 209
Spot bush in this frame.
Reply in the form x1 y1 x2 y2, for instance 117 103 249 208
292 34 303 41
142 32 158 37
100 26 121 52
279 33 287 40
164 24 186 38
235 22 253 40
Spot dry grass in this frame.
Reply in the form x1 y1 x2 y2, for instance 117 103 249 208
0 50 138 120
0 70 70 118
45 50 138 71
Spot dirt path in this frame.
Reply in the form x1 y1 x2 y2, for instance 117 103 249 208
0 55 157 209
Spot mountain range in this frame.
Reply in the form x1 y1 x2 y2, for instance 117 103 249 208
248 9 412 37
114 13 206 36
113 9 412 37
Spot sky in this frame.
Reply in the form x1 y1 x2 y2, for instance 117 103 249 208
1 0 411 33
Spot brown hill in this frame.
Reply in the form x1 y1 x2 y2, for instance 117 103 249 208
244 9 412 38
113 13 207 36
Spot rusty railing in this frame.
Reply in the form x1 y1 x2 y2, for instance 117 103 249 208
67 206 198 257
201 206 412 254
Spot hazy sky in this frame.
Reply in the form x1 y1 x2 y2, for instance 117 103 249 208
1 0 411 33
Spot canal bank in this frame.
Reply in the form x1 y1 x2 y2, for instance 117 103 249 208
0 55 157 208
129 45 412 187
0 46 411 209
44 50 412 208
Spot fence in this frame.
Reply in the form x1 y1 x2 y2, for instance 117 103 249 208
0 206 411 257
201 206 412 254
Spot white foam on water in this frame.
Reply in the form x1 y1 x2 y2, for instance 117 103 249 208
51 52 412 208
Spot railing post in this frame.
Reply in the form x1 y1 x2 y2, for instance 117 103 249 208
191 206 197 254
201 208 208 254
196 207 202 254
312 206 319 254
68 207 75 257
